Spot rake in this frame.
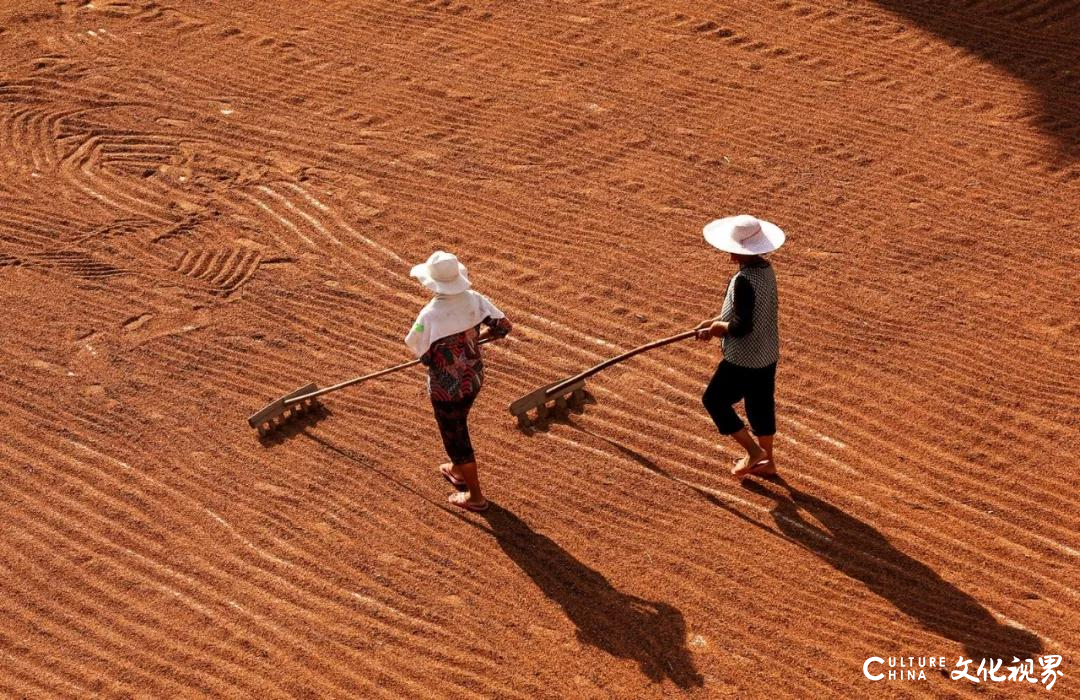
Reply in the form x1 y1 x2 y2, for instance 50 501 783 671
509 329 698 428
248 337 497 437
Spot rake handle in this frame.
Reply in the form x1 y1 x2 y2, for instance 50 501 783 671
284 336 497 405
544 329 699 398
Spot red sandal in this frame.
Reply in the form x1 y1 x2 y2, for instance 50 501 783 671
439 463 467 490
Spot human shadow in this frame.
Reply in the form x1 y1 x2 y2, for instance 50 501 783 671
744 477 1043 662
481 504 704 689
569 425 797 544
869 0 1080 161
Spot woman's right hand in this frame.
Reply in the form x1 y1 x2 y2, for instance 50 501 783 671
695 318 714 340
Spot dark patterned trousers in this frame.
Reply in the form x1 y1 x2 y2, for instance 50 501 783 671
431 392 478 465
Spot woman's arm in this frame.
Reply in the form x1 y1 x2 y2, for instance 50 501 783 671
725 276 755 338
696 276 755 340
479 316 512 339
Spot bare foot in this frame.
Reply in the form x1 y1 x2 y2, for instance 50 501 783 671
731 447 768 478
448 491 488 512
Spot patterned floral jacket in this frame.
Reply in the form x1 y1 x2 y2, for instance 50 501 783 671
420 316 512 402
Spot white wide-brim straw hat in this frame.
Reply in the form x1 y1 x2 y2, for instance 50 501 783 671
410 250 471 295
703 214 786 255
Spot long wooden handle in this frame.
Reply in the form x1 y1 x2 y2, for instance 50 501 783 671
544 329 699 397
285 336 497 405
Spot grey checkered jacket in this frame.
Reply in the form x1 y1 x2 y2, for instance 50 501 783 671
720 262 779 368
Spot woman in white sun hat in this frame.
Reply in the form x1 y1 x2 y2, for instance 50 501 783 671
405 251 512 512
696 215 785 479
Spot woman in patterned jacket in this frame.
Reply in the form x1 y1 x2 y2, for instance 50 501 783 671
695 215 785 479
405 251 512 512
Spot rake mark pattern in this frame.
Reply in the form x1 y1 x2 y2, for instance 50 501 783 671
0 0 1077 697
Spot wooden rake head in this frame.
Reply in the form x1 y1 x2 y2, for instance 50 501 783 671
509 378 590 429
247 383 321 437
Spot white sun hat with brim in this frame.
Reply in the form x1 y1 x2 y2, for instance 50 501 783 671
410 250 472 295
703 214 786 255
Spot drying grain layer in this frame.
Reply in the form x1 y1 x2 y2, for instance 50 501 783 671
1 0 1077 697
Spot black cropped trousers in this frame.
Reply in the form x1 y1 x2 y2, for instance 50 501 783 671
702 360 777 437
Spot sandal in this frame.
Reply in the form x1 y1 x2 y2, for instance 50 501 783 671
731 452 769 479
448 491 489 512
748 459 777 477
439 463 468 491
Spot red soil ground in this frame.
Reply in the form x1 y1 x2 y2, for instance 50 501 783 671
1 0 1077 696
